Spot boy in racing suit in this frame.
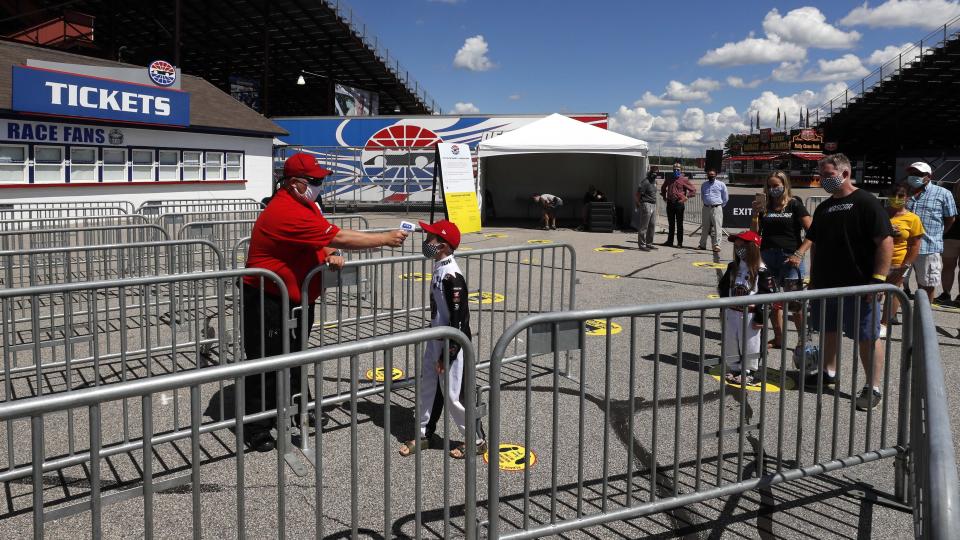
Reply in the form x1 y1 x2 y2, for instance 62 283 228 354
399 219 487 459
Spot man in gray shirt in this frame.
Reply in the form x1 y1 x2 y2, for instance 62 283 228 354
634 166 659 250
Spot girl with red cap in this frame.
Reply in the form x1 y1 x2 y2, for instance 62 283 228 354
717 230 779 386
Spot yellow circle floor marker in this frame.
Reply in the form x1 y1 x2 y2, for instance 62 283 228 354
585 319 622 336
594 247 624 253
484 443 537 471
365 367 404 382
602 274 622 280
468 291 505 304
706 366 795 393
707 294 720 299
933 302 960 313
459 247 475 251
398 272 432 282
693 261 727 270
527 239 553 245
484 233 508 239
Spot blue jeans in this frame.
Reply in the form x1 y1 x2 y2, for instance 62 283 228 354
761 248 805 284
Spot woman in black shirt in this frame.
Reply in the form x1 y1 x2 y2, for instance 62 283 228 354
750 170 812 348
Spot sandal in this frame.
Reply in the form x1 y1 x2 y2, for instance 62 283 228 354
450 441 488 460
724 371 756 387
398 437 431 457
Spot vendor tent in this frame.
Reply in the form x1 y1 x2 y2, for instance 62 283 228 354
477 113 648 222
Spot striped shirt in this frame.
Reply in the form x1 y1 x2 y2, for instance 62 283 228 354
906 183 958 254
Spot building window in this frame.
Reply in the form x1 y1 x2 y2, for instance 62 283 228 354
102 148 127 182
159 150 180 181
205 151 224 180
183 150 201 180
225 152 243 180
132 149 155 181
0 144 28 183
34 146 65 182
70 147 98 182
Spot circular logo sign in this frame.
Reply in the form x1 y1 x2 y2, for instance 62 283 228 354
468 292 505 304
594 247 624 253
451 144 461 155
362 125 442 193
148 60 177 86
585 319 622 336
365 367 404 382
108 129 124 145
484 443 537 471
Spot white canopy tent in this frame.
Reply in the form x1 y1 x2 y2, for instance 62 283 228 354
477 113 649 222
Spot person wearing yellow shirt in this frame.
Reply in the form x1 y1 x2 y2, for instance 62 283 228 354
882 183 924 337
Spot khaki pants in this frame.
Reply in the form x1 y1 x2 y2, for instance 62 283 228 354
700 205 723 249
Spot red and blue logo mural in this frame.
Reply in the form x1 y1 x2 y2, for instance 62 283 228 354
273 115 607 203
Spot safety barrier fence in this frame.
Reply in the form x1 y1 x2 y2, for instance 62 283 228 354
0 224 168 252
231 226 426 269
3 284 956 537
0 214 148 233
655 194 703 232
909 293 960 538
0 326 477 539
157 210 262 240
0 271 291 499
296 242 576 411
0 240 223 291
0 201 136 214
138 201 263 218
0 207 132 222
136 198 259 211
485 285 920 538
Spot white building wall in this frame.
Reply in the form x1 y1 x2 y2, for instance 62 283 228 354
0 119 274 206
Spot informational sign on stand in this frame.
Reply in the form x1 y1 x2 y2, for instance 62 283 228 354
430 143 481 233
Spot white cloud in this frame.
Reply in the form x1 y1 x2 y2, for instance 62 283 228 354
633 78 721 108
772 54 870 82
746 82 849 128
451 101 480 114
763 7 861 49
726 76 763 89
508 94 521 101
453 35 495 71
864 42 918 64
609 104 749 156
841 0 960 29
699 34 807 66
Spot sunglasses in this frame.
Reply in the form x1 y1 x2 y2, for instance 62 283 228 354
298 176 324 186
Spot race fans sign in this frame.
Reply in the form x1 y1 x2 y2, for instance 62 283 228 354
433 143 481 234
12 65 190 127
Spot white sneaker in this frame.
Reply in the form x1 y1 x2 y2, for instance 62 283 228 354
878 324 887 338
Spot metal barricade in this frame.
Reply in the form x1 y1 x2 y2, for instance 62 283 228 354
656 194 703 232
300 243 576 401
0 207 131 221
179 220 257 257
136 197 258 212
233 236 250 268
0 214 148 233
325 214 370 230
0 201 135 214
909 293 960 538
485 285 912 538
0 240 223 290
0 224 167 251
158 210 262 239
0 326 478 539
138 200 262 218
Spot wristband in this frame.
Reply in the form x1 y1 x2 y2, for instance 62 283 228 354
871 273 887 282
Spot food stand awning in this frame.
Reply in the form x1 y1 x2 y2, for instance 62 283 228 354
724 154 778 161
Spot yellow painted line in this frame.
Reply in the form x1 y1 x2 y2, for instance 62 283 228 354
585 319 622 336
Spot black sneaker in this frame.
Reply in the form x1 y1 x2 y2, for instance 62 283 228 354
934 293 951 305
855 387 882 411
804 371 837 390
244 429 275 452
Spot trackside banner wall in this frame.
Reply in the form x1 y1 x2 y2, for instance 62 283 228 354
12 65 190 127
436 143 481 233
272 114 607 204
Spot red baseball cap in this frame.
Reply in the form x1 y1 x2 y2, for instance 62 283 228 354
728 230 761 247
283 152 331 180
418 219 461 250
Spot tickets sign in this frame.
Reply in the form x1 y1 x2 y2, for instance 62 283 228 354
12 65 190 127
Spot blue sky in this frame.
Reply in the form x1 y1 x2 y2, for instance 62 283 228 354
344 0 960 155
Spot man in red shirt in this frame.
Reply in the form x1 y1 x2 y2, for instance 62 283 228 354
659 163 697 247
242 152 408 452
